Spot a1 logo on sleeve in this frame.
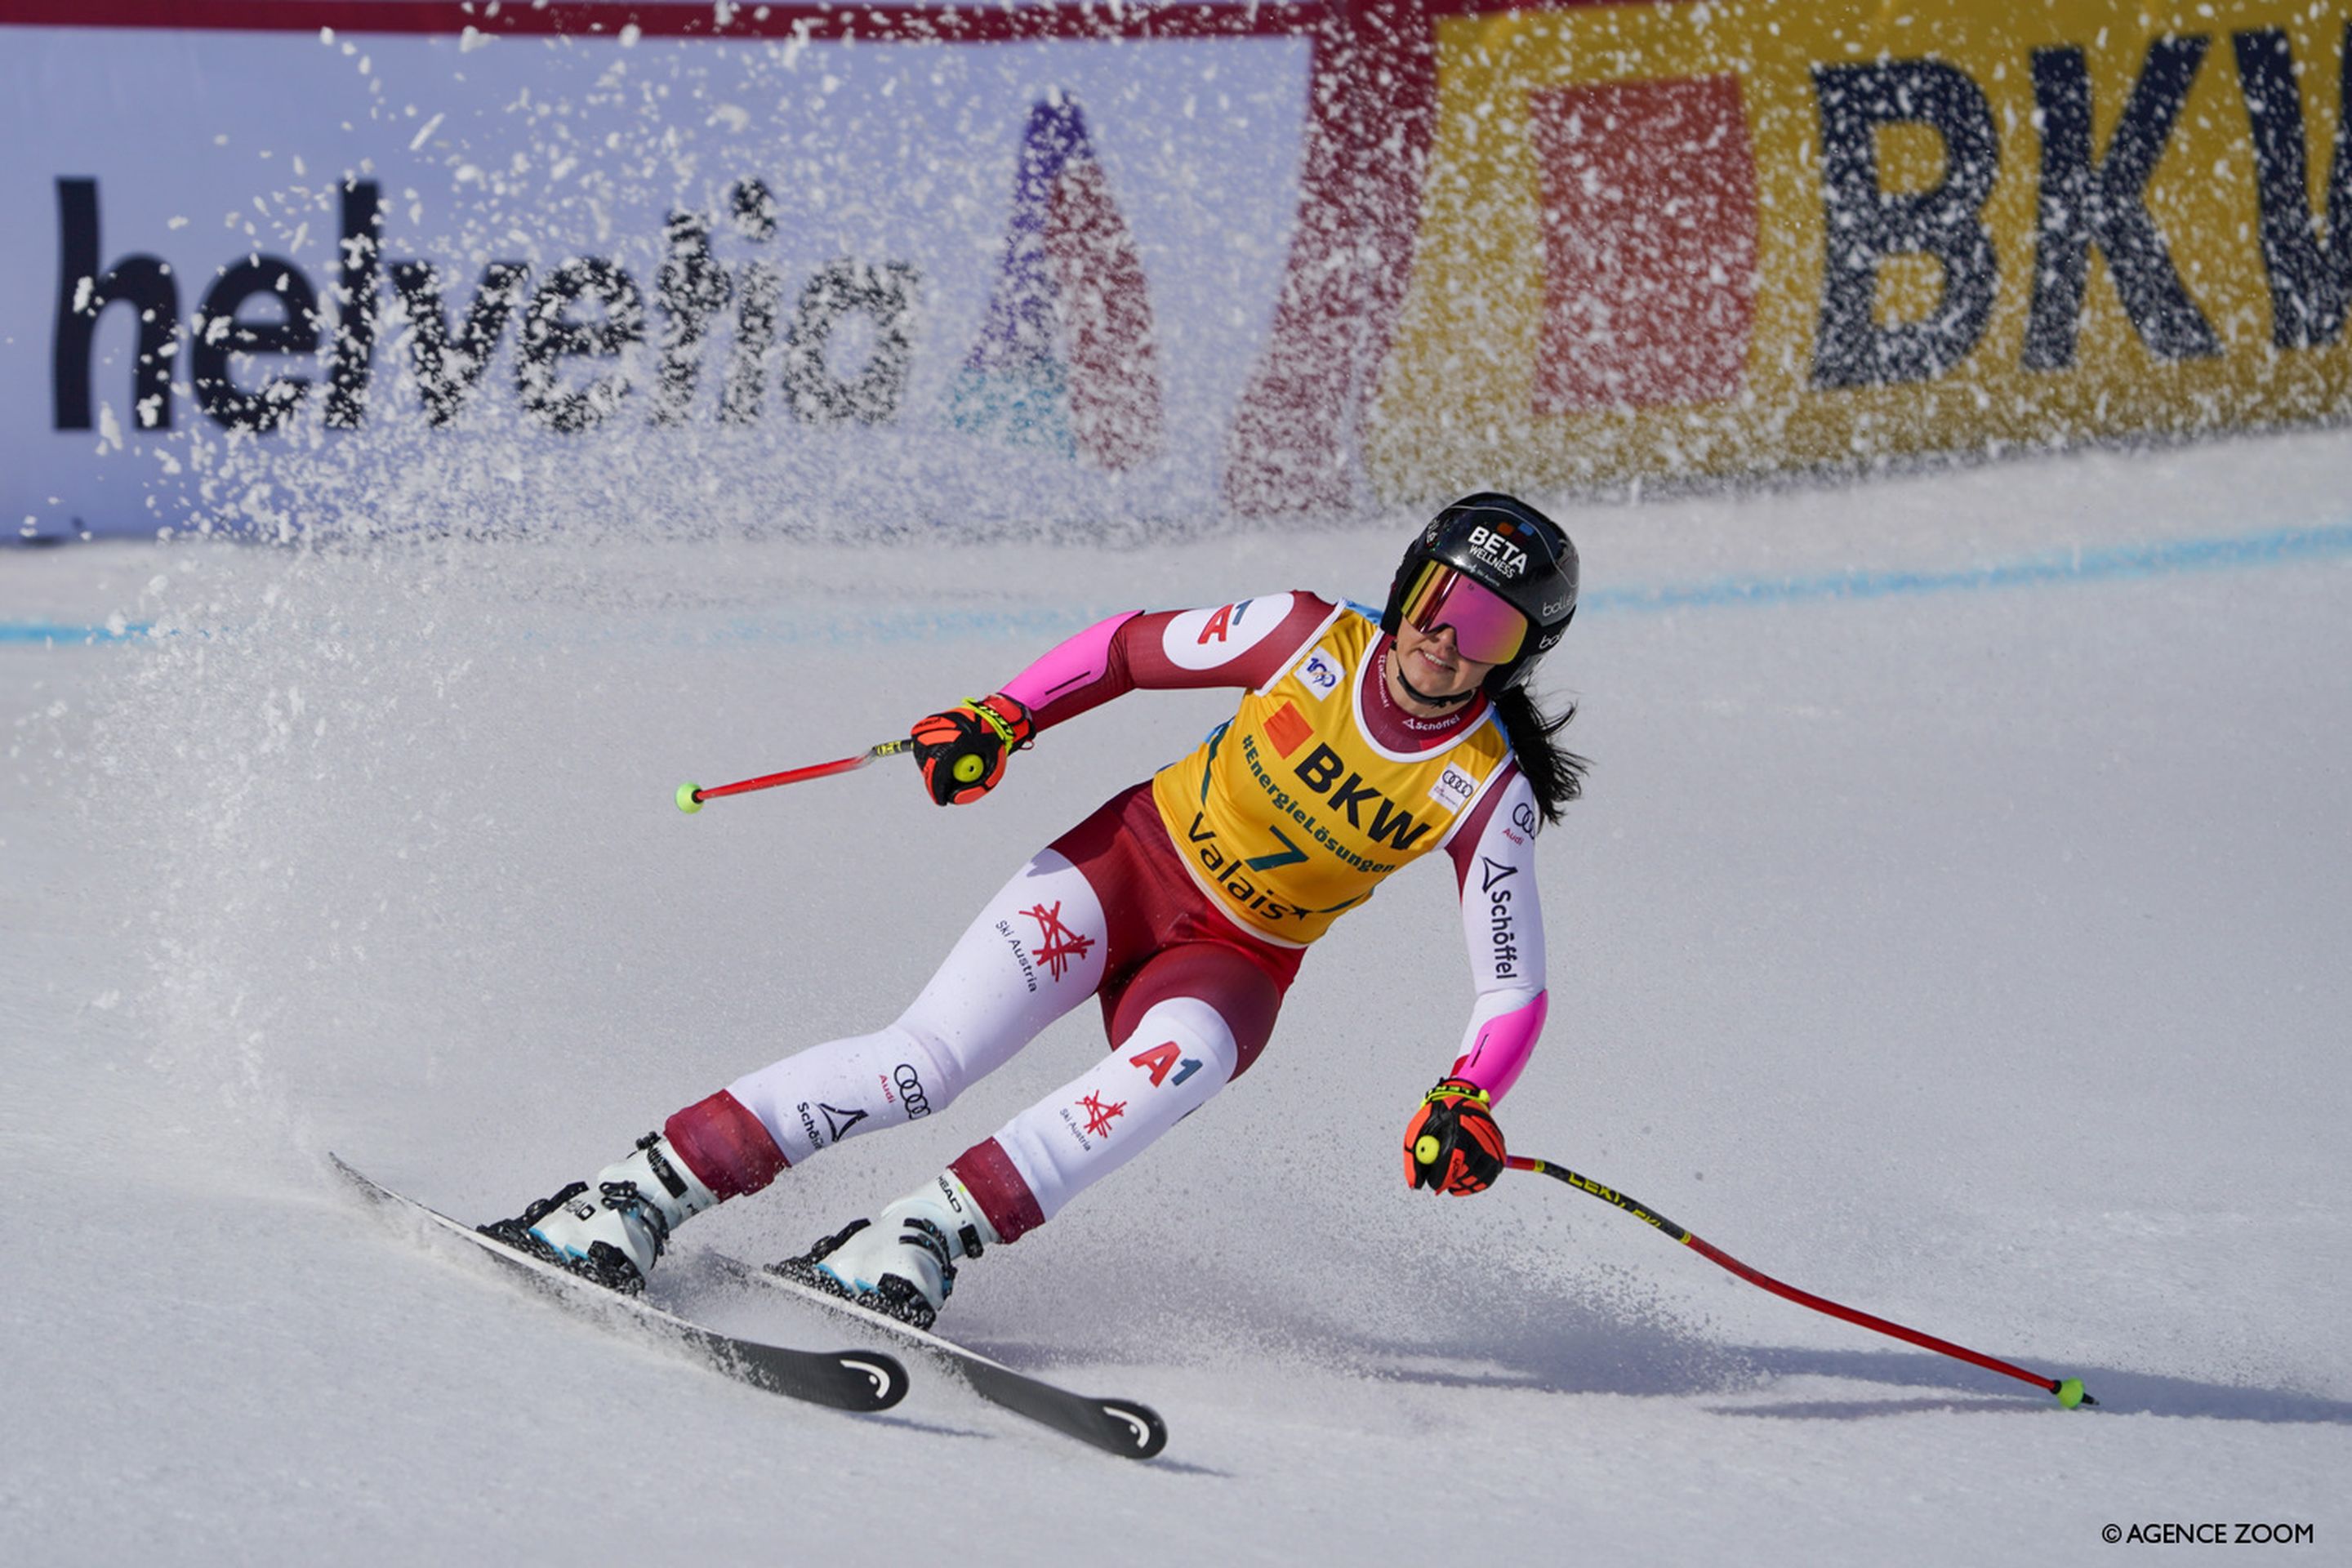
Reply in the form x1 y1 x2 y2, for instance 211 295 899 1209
1163 592 1296 670
1428 764 1478 813
1298 645 1342 698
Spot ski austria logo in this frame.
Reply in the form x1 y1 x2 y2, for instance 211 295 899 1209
1060 1088 1126 1152
995 917 1042 993
1020 901 1096 982
1078 1090 1126 1138
950 93 1165 470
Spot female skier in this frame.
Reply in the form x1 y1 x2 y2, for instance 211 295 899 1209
483 492 1587 1328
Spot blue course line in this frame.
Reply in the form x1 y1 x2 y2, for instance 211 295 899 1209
0 621 153 645
1582 521 2352 612
4 521 2347 646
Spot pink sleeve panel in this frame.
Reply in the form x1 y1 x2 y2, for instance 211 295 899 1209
999 611 1142 727
1450 989 1548 1104
1441 762 1547 1102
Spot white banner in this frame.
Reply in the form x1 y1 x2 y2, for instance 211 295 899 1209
2 20 1312 538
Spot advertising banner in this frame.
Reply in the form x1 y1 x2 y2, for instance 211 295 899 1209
6 0 2345 537
1369 0 2351 498
2 4 1312 538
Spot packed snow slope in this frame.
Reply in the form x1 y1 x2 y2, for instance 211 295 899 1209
6 431 2350 1566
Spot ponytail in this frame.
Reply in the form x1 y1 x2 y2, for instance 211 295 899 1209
1490 684 1587 826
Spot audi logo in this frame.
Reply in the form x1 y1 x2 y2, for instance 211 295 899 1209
894 1063 933 1120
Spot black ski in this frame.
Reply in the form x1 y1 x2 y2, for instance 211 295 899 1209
708 1251 1168 1459
331 1156 906 1414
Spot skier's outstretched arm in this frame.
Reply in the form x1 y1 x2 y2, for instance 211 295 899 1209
908 593 1337 805
1003 592 1339 725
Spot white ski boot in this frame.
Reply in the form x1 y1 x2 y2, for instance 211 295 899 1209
771 1173 1000 1330
479 1132 719 1295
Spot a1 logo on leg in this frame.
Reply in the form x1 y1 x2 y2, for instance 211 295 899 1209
1128 1041 1201 1088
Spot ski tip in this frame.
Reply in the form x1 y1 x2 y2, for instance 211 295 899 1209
841 1351 911 1412
1099 1397 1169 1460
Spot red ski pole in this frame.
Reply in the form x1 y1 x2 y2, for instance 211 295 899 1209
675 738 912 813
1505 1154 2095 1408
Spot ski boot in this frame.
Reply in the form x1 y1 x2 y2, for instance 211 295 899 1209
770 1173 1000 1330
479 1132 719 1295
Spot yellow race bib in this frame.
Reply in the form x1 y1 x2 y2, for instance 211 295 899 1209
1152 607 1515 947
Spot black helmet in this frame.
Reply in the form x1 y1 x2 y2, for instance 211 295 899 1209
1380 492 1579 692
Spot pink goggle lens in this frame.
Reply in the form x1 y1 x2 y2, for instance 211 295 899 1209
1398 563 1529 666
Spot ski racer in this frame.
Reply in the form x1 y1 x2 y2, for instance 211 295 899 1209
483 492 1588 1329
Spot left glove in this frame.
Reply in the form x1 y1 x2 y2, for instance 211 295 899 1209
910 693 1034 806
1403 1077 1505 1195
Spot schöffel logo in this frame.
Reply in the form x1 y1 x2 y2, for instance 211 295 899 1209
1479 856 1521 978
893 1063 933 1120
800 1098 868 1149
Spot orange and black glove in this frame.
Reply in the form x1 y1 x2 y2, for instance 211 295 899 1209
910 693 1034 806
1403 1078 1505 1195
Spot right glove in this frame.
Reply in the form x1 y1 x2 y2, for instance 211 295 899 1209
909 693 1034 806
1402 1077 1507 1195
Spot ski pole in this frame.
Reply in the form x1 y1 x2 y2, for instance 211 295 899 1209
1505 1154 2095 1408
675 738 912 813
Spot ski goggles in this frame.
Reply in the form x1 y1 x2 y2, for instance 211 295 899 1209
1396 561 1530 666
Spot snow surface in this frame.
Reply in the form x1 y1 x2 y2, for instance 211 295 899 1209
6 430 2350 1565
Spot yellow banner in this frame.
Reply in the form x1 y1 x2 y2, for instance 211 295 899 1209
1370 0 2351 497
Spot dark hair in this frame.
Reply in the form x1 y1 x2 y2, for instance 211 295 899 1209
1491 684 1587 825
